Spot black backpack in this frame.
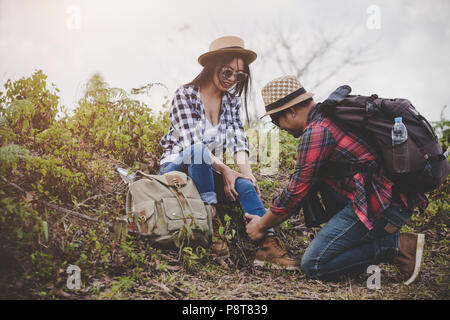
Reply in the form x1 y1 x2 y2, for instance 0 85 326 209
317 85 450 194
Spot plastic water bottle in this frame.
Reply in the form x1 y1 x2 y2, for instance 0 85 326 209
116 166 136 185
391 117 409 173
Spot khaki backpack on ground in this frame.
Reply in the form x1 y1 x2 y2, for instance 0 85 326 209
125 170 213 249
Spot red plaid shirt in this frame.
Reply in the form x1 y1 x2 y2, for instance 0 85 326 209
270 105 428 230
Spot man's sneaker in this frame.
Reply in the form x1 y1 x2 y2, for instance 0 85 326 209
394 232 425 285
253 234 300 271
211 215 230 259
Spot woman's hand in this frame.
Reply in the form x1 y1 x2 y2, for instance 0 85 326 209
221 167 246 201
233 151 260 197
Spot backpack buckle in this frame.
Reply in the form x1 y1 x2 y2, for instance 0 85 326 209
365 94 378 115
365 100 375 114
165 174 184 188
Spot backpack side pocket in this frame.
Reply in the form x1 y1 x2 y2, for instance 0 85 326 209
132 200 156 235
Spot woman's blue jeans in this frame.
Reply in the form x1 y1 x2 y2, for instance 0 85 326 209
159 143 267 220
300 194 412 281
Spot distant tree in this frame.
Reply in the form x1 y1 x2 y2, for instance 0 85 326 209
247 24 378 124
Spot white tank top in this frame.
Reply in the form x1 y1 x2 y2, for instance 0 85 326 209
203 118 219 144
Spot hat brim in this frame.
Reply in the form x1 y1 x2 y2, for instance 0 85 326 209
198 48 257 66
260 92 314 119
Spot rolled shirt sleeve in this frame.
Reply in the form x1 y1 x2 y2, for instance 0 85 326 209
270 124 336 215
160 86 203 160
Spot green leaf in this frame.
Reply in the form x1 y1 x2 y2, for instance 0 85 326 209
185 223 193 240
42 221 48 242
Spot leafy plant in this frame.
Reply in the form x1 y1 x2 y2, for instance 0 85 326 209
172 213 204 249
0 70 61 145
111 276 134 294
0 70 171 295
431 105 450 148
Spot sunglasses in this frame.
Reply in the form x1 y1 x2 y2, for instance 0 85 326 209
220 66 248 83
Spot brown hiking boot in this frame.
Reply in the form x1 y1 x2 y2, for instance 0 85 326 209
394 233 425 285
254 234 300 271
211 215 230 259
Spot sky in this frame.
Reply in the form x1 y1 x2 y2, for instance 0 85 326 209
0 0 449 123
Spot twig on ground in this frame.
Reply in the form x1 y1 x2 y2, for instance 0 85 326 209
2 177 140 235
73 193 110 209
151 280 177 299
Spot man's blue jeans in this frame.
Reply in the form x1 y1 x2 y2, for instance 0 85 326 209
159 143 267 219
300 193 412 281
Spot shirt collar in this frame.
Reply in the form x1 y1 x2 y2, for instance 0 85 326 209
306 103 320 126
191 84 234 102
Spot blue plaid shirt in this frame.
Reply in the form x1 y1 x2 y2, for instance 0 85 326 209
160 84 249 164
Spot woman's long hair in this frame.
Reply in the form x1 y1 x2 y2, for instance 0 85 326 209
187 52 252 125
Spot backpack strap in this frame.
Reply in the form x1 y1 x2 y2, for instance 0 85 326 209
320 160 379 179
361 94 378 128
317 85 352 116
165 174 187 210
134 170 196 216
163 173 199 219
426 150 449 162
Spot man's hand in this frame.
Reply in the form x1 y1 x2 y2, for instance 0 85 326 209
245 213 266 241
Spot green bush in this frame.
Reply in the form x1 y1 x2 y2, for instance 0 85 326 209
0 70 170 295
0 70 60 145
69 73 169 166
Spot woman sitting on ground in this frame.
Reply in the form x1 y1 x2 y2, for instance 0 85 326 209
159 36 299 269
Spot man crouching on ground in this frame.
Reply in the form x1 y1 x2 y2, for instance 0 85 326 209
245 75 427 284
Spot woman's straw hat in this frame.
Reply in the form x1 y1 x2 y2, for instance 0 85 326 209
261 75 314 118
198 36 257 66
